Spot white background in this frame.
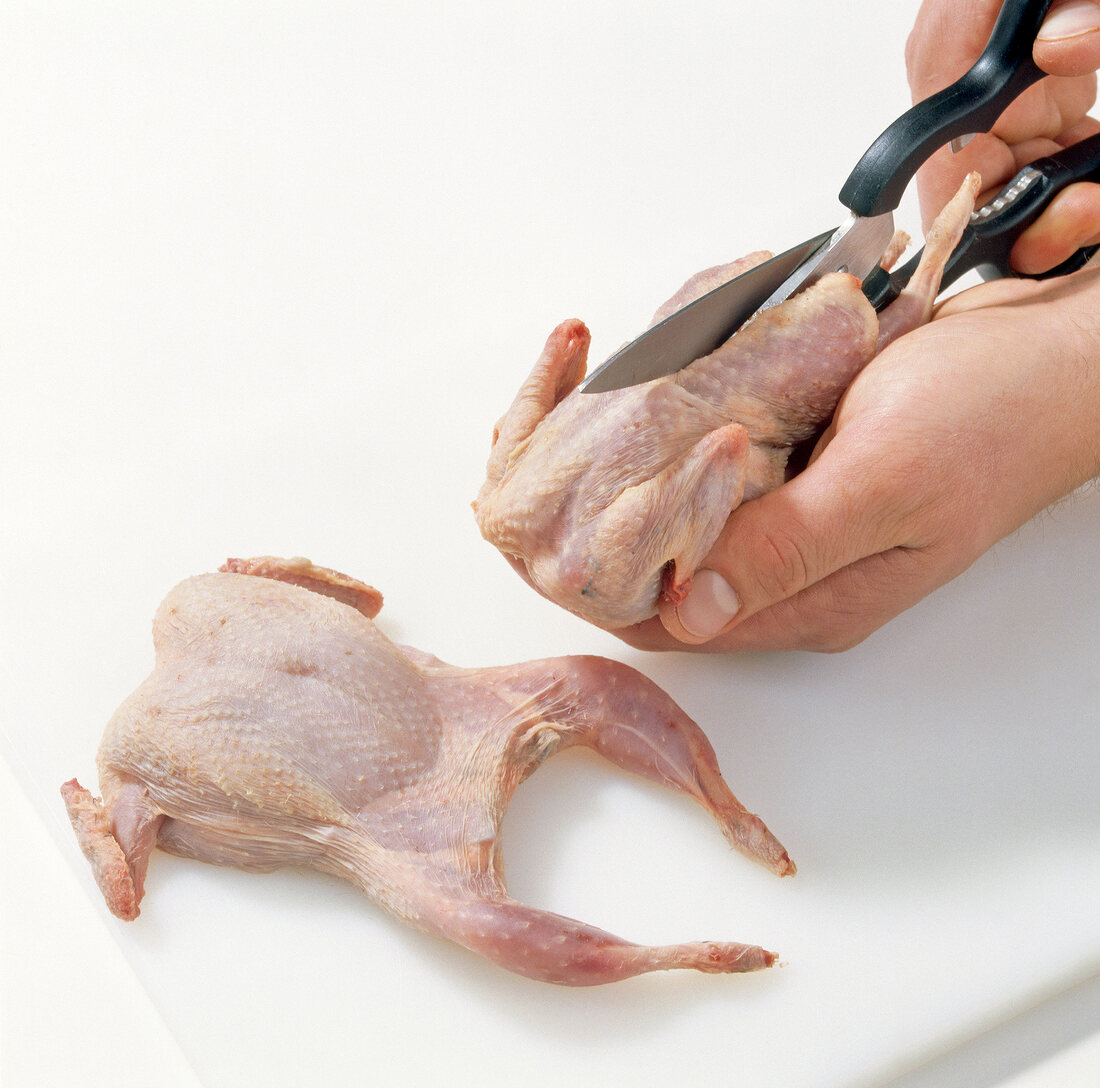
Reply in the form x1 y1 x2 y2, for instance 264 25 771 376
2 2 1098 1086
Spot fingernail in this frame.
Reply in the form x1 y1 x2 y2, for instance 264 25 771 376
1038 1 1100 40
676 569 740 639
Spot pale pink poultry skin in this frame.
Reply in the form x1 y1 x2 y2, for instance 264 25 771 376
62 556 794 986
474 175 981 629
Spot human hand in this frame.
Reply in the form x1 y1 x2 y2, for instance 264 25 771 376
613 1 1100 655
618 269 1100 653
908 0 1100 272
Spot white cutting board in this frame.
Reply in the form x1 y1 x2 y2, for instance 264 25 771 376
3 3 1098 1086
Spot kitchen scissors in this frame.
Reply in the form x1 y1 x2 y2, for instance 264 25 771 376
582 0 1100 393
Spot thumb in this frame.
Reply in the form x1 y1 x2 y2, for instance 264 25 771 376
657 452 899 645
1035 1 1100 77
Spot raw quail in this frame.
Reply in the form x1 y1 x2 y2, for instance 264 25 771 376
474 175 981 628
62 556 793 986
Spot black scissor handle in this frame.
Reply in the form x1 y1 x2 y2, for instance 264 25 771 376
840 0 1054 217
863 130 1100 309
942 132 1100 286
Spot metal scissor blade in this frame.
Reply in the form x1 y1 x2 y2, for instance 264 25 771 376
580 229 832 394
751 211 895 318
580 211 895 394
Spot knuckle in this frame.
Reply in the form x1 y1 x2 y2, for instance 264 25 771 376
751 526 812 604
